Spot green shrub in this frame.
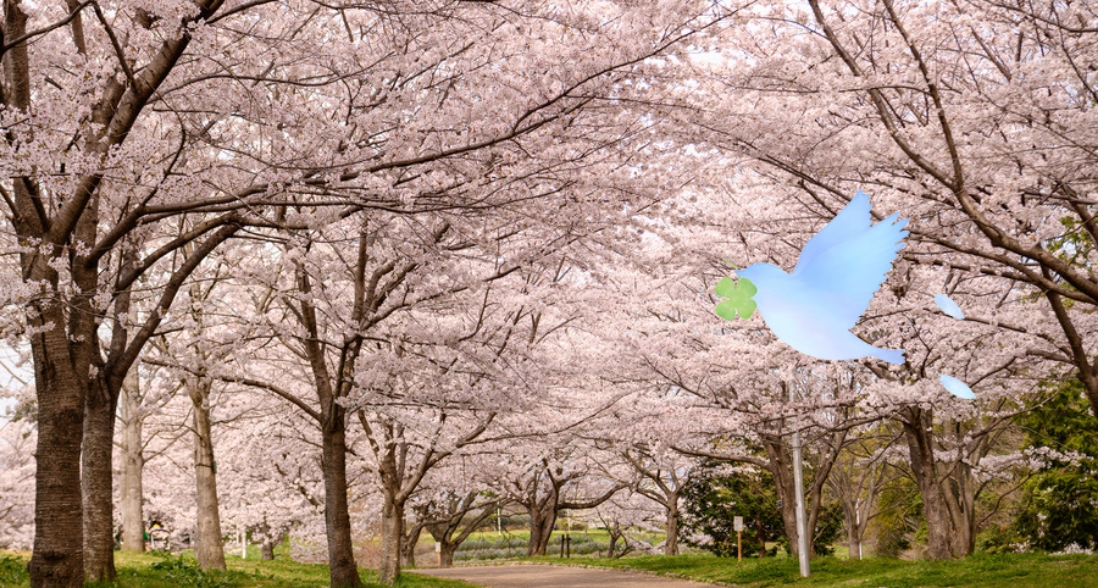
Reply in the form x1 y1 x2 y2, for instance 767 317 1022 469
0 554 28 586
148 554 232 588
1014 380 1098 552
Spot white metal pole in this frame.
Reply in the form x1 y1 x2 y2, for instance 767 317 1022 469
855 502 863 560
792 430 810 577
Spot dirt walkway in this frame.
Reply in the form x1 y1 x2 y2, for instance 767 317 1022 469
416 564 725 588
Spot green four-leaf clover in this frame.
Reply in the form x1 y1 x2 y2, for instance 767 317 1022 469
714 276 757 320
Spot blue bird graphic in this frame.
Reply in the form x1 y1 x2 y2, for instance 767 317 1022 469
935 293 965 320
939 375 976 399
726 191 909 364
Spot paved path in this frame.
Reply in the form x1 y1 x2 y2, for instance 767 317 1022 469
416 564 724 588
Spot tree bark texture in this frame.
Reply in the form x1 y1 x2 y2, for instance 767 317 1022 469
378 494 404 584
322 419 362 588
664 501 680 556
260 533 283 561
901 407 956 559
82 377 118 582
424 495 499 568
401 519 426 567
119 370 146 552
438 542 458 567
526 503 556 557
190 381 226 570
26 328 86 588
763 437 808 558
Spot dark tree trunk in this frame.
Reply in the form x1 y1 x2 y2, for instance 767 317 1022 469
82 377 118 582
257 528 284 561
190 382 226 570
322 418 362 588
526 504 556 556
901 407 955 560
4 6 85 585
401 521 424 567
438 541 457 567
27 328 87 588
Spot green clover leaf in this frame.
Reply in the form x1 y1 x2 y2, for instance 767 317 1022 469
714 276 757 320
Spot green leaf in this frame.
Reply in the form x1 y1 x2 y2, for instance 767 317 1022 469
715 276 737 298
737 278 757 298
713 277 757 320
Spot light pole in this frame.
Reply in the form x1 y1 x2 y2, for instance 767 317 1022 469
791 430 810 577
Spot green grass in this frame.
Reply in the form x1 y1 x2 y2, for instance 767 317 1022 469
452 528 665 547
0 550 477 588
8 547 1098 588
532 551 1098 587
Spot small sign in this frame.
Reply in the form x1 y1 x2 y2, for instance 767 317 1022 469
733 516 744 532
435 543 441 552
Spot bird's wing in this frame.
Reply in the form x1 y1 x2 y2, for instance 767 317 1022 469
791 193 908 328
793 191 873 275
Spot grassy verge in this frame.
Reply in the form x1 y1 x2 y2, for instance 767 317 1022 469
0 550 478 588
529 551 1098 587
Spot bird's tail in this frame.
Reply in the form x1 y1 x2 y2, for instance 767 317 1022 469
874 347 906 365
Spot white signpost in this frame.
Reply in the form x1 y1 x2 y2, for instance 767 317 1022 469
733 516 744 561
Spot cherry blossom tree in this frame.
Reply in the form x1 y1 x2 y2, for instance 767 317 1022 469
0 1 745 584
0 390 35 550
684 0 1098 415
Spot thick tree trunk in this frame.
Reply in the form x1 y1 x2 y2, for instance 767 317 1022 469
378 492 404 585
402 520 427 568
755 519 768 557
841 489 864 559
764 437 804 558
942 463 976 557
849 530 861 559
119 370 145 552
27 330 87 588
439 542 457 567
261 538 277 561
526 504 556 556
82 377 118 582
4 8 85 588
321 420 362 588
664 500 680 555
901 407 954 560
190 382 226 570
